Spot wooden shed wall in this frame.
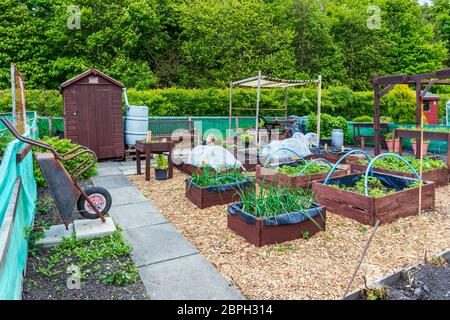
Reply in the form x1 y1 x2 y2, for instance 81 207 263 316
62 75 124 159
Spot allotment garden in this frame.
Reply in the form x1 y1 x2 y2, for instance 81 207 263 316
0 67 450 301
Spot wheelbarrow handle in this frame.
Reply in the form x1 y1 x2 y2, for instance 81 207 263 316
0 118 61 159
0 117 98 178
71 150 97 181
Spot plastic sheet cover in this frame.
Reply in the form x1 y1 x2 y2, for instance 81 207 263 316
185 145 243 170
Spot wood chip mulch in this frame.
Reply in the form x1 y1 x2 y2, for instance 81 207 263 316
128 171 450 300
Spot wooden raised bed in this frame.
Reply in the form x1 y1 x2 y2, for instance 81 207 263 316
227 202 326 247
255 162 350 189
312 172 435 226
185 179 253 209
349 162 449 187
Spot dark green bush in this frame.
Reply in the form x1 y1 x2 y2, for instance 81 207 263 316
34 137 97 188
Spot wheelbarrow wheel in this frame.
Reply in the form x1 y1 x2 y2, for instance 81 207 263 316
77 186 112 220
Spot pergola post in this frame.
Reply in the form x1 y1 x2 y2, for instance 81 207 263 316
415 80 423 159
255 70 262 145
373 82 381 155
284 88 289 119
316 75 322 145
10 64 16 127
228 81 233 131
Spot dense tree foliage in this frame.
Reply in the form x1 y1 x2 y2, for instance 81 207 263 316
0 0 448 90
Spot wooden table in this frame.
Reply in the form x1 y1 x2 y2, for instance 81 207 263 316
135 140 174 181
352 122 389 151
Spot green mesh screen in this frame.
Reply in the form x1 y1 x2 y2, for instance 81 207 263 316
0 113 38 299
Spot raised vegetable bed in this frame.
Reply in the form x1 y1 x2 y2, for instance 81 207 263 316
227 188 326 246
350 156 448 187
312 172 435 226
228 201 326 247
185 169 253 209
255 160 349 189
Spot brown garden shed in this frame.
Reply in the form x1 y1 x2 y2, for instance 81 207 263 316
60 68 125 159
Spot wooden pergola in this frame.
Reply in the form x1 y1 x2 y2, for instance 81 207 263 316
373 68 450 157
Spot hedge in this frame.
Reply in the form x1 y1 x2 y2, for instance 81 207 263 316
1 87 449 121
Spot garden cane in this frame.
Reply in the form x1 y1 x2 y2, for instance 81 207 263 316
342 219 381 299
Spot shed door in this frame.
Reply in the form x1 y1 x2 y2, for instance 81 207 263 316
78 85 115 159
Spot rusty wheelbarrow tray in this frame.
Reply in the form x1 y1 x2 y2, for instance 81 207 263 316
1 118 111 228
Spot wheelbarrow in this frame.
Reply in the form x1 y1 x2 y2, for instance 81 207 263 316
0 118 112 228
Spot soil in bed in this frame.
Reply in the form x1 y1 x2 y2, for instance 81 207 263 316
386 262 450 300
24 187 148 300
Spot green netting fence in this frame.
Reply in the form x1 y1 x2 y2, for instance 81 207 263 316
34 115 449 155
0 112 38 300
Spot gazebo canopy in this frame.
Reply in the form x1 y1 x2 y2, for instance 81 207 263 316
233 76 319 88
228 71 322 143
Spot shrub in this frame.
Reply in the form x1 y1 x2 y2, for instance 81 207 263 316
352 115 373 122
306 113 349 143
34 137 97 188
385 85 416 124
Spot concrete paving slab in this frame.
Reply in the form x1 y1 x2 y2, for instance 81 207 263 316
123 223 198 267
74 217 116 240
98 161 121 168
36 223 74 248
121 169 138 176
92 174 133 189
108 187 148 206
109 202 167 230
96 166 123 177
139 253 244 300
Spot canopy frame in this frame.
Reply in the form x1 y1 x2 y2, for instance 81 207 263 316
229 71 322 144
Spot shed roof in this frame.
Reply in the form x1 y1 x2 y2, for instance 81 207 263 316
60 68 125 91
232 75 319 88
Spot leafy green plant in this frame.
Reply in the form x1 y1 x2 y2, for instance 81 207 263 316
101 261 140 286
329 176 423 197
277 161 330 176
33 137 98 187
357 156 446 173
35 230 140 286
25 220 52 256
36 195 55 215
190 168 249 187
154 154 168 170
410 138 430 143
